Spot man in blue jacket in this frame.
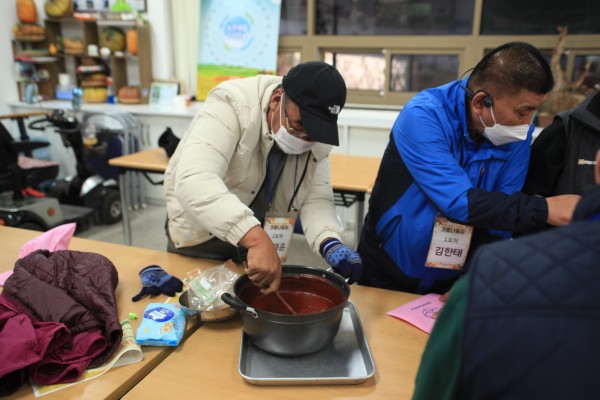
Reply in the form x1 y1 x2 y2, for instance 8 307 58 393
358 42 581 294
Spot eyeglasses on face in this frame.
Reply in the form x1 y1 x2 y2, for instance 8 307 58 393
282 93 312 141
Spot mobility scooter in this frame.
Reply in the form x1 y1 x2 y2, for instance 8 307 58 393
0 112 93 230
28 110 122 224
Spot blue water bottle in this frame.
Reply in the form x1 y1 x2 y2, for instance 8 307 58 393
72 87 83 110
24 81 39 104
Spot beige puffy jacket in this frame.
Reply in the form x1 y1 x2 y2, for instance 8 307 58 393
164 75 343 255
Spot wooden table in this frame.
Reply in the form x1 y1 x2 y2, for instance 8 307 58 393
329 153 381 237
108 147 169 173
0 226 225 400
0 111 48 122
108 148 168 244
123 284 425 400
0 227 428 399
109 149 381 246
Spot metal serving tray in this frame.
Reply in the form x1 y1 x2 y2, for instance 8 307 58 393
238 301 375 385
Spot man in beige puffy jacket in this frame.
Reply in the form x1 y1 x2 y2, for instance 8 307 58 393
164 62 362 294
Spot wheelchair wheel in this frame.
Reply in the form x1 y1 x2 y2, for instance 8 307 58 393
100 189 122 224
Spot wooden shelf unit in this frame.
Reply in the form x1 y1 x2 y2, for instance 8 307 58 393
108 24 152 104
11 17 152 104
12 39 65 102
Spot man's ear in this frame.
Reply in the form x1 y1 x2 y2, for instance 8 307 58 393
470 91 490 114
595 149 600 185
269 88 283 112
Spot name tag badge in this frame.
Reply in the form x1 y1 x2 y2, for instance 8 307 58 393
425 216 473 270
264 211 297 262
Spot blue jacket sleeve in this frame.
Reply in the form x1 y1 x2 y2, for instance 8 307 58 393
395 105 473 220
466 130 548 232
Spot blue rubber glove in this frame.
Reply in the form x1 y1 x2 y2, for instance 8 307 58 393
131 265 184 302
320 238 363 284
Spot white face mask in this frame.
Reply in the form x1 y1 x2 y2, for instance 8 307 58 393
479 107 531 146
271 95 316 155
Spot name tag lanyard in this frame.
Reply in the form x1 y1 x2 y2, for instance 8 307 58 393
267 154 311 212
264 155 310 261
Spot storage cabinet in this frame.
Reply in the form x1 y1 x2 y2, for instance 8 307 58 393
12 16 152 104
95 20 152 103
12 34 63 102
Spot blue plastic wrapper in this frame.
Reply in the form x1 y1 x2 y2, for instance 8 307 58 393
135 303 186 346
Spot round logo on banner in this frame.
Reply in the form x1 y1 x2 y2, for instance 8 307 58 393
222 15 252 50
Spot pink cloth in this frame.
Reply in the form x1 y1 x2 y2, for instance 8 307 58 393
17 156 60 170
0 271 11 286
18 223 76 259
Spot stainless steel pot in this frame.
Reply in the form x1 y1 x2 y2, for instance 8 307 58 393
179 290 238 323
221 265 350 356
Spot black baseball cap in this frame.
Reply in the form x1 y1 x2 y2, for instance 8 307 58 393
282 61 346 146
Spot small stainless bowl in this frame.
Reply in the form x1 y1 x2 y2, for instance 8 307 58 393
179 290 238 323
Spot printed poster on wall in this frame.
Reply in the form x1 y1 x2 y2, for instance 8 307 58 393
197 0 281 100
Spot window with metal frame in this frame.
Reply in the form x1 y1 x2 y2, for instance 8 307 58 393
276 0 600 107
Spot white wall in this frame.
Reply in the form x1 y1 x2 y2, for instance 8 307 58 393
145 0 174 80
0 0 21 114
0 0 175 113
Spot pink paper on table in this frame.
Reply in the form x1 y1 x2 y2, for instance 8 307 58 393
387 293 444 334
18 223 77 259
